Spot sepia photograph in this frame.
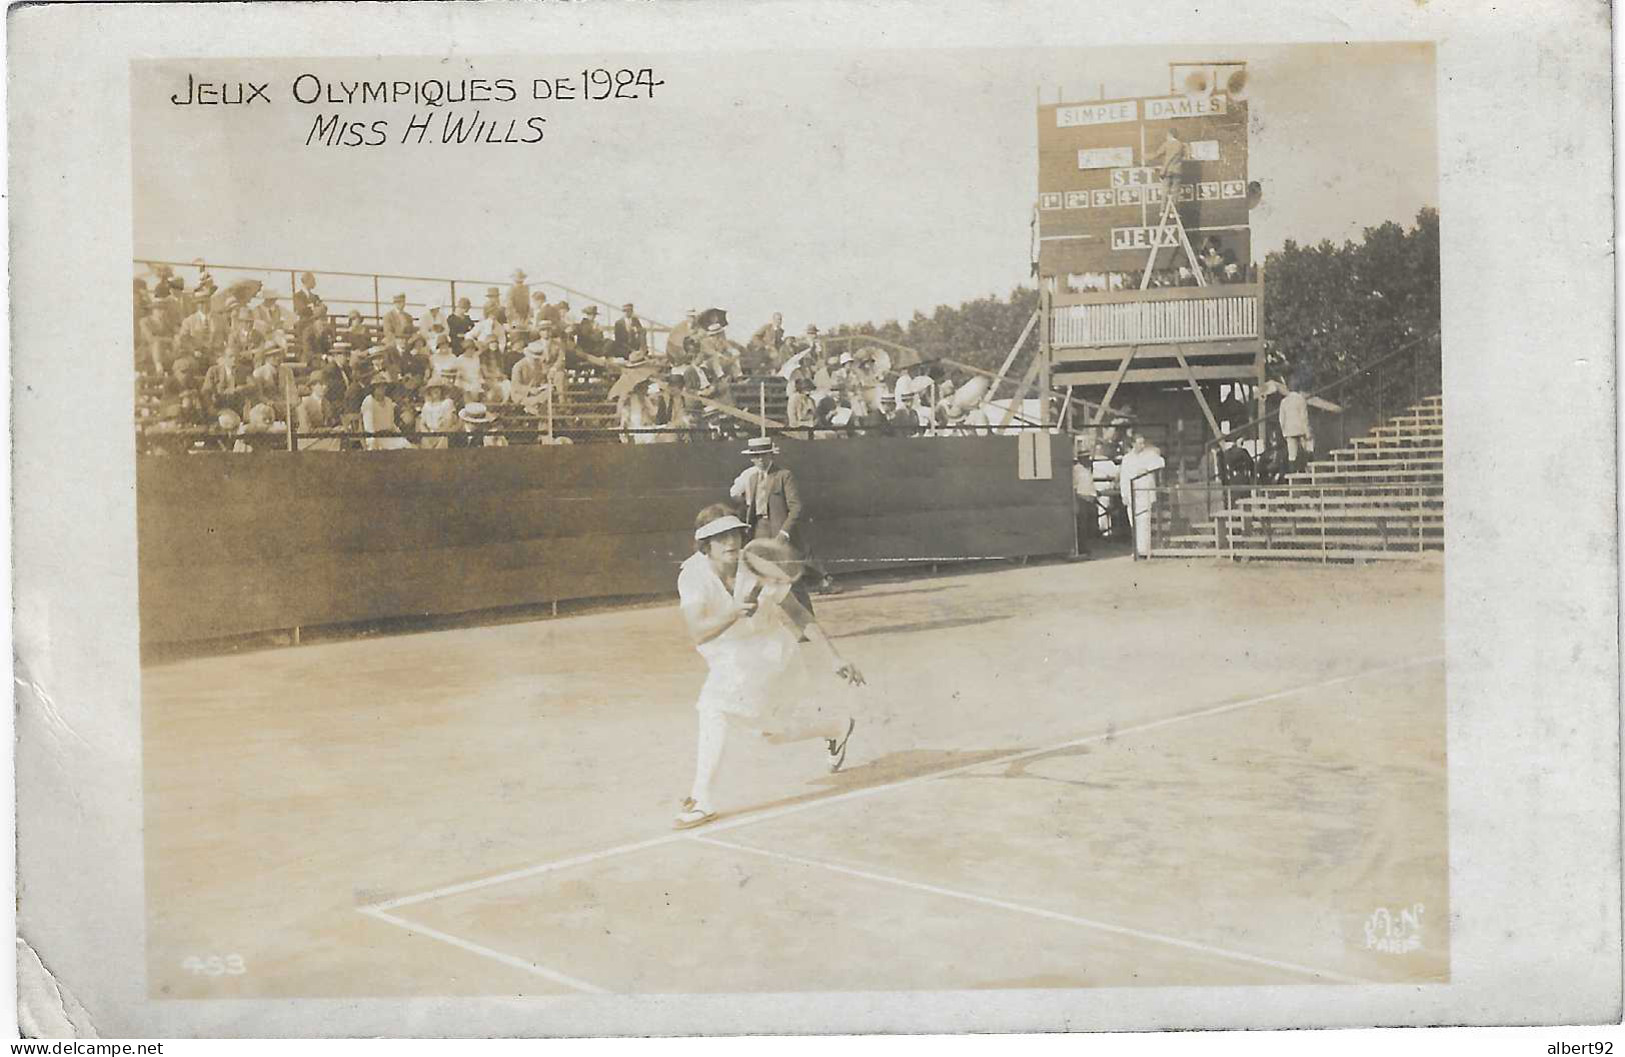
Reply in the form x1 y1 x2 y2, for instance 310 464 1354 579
130 42 1446 999
8 0 1618 1040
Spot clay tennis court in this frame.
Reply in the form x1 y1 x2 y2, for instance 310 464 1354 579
142 553 1447 998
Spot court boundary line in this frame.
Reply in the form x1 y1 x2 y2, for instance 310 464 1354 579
692 835 1374 985
365 652 1444 917
358 906 611 994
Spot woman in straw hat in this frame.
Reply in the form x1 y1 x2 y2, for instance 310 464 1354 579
674 503 863 830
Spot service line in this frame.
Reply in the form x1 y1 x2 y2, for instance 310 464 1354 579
365 653 1444 915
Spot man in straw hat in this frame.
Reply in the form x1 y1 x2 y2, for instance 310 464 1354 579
732 436 840 597
674 502 864 829
454 401 505 447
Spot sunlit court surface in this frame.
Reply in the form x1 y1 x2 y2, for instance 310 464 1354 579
143 552 1446 998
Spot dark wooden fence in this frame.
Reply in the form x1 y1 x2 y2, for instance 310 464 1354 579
137 435 1076 644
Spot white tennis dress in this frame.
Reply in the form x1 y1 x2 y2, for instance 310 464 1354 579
678 551 809 721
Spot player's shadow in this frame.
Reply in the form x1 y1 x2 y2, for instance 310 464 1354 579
830 584 962 603
725 747 1026 820
830 612 1014 640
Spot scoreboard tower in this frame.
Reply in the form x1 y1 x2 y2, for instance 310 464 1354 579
1033 63 1265 442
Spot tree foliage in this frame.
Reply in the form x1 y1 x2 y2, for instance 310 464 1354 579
1263 207 1439 389
824 287 1040 376
823 207 1439 398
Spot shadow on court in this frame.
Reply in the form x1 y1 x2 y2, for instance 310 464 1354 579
710 746 1029 825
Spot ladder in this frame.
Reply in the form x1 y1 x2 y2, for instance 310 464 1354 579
1139 181 1206 290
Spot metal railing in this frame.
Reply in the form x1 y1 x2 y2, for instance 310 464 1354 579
133 258 673 331
134 419 1073 456
1132 477 1444 561
1205 329 1442 456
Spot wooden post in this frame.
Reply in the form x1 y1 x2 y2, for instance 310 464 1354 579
1171 343 1225 442
759 382 767 437
280 363 297 451
987 310 1040 402
1091 346 1138 426
372 275 381 322
1038 288 1052 428
1255 265 1268 450
998 357 1044 429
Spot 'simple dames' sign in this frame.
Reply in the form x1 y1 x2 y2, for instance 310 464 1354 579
1056 94 1230 127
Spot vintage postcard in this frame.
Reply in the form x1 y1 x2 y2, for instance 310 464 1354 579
9 0 1619 1040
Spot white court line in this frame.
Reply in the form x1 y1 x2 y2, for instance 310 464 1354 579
366 653 1444 916
692 835 1374 986
358 906 610 994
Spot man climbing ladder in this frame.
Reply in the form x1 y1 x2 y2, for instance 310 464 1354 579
1141 129 1206 290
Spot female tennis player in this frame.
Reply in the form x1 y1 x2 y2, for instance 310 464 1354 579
675 502 863 830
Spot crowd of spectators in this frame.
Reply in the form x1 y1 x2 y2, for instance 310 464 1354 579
134 262 1025 453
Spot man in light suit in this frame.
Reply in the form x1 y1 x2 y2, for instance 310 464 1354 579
382 293 414 343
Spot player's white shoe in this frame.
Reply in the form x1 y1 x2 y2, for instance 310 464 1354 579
674 797 717 830
826 717 856 773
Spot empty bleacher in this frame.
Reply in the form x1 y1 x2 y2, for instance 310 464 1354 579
1148 394 1443 563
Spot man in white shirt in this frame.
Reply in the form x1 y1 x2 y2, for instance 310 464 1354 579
1270 379 1344 473
1118 432 1167 559
1072 451 1097 558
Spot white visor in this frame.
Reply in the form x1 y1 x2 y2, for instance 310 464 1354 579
694 514 749 542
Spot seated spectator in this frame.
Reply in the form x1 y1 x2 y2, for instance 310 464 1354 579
361 377 413 450
382 293 414 343
176 298 219 360
201 349 252 417
417 378 458 449
302 302 334 360
337 309 372 355
658 369 699 440
213 409 242 451
613 303 647 361
234 402 282 453
296 379 343 451
138 305 174 376
574 305 606 361
481 286 504 323
419 297 451 346
255 291 290 334
448 297 474 353
452 340 484 398
453 402 506 447
512 339 564 409
426 336 460 387
785 376 817 431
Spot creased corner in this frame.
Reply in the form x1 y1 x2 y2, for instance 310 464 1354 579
13 669 91 750
16 936 98 1040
